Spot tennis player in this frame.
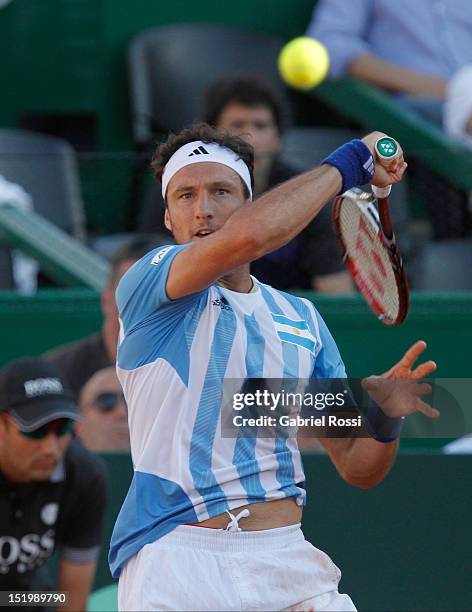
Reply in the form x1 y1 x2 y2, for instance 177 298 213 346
110 123 437 611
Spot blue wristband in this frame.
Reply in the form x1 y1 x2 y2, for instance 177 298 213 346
365 402 405 443
322 139 375 194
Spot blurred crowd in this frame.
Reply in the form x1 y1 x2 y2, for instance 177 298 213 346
1 0 472 605
308 0 472 135
0 3 471 294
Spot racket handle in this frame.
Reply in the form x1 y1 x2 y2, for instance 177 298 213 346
371 184 392 199
371 185 394 240
372 136 399 203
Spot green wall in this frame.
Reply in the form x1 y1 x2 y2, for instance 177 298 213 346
0 290 102 362
2 289 469 449
1 290 469 377
95 452 472 611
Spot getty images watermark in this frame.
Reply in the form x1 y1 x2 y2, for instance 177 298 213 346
220 378 472 439
231 387 360 429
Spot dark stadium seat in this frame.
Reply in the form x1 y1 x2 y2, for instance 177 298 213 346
282 127 362 170
411 238 472 291
0 129 87 288
0 129 85 238
127 23 285 145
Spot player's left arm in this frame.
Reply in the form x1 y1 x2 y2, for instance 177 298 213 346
319 340 437 489
308 306 386 488
57 559 97 612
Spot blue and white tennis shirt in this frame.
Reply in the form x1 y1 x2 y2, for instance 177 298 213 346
109 245 346 576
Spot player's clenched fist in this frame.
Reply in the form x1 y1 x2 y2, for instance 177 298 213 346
362 131 407 187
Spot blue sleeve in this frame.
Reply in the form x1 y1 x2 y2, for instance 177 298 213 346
306 0 373 78
312 310 347 379
116 244 195 332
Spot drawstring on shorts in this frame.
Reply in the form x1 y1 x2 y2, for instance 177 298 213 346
225 508 250 532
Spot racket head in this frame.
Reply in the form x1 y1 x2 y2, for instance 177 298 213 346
333 188 410 326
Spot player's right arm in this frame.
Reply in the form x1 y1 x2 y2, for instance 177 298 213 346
166 164 341 299
166 132 405 300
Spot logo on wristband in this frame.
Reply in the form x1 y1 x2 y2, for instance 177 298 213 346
375 137 398 159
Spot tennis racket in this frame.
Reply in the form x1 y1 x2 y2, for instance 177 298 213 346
333 151 410 326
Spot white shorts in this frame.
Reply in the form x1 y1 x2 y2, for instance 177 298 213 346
118 524 356 611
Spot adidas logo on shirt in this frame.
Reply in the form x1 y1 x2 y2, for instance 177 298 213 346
212 297 233 311
189 146 209 157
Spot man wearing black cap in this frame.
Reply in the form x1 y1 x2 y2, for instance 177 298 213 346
0 357 108 611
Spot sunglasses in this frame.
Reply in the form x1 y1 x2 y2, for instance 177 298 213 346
92 392 127 413
16 418 75 440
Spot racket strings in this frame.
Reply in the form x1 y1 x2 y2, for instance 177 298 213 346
339 200 399 321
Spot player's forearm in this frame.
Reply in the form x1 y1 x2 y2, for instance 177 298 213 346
226 164 342 259
341 436 399 489
349 52 447 99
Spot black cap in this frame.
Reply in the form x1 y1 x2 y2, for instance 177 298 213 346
0 357 81 431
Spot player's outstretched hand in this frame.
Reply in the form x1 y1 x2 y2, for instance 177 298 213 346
362 131 408 187
381 340 437 380
361 340 439 419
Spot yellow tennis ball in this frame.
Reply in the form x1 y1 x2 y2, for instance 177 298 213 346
278 37 329 90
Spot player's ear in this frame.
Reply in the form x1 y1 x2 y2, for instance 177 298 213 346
164 207 172 232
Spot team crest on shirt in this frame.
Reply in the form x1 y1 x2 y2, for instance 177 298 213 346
271 313 317 352
151 247 173 265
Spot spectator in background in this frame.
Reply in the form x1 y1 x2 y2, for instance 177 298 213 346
202 77 288 198
307 0 472 125
139 76 352 294
0 357 107 611
202 77 351 293
76 367 129 453
444 65 472 148
44 235 170 398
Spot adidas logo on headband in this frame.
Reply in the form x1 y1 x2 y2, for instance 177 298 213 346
161 140 253 200
189 146 209 157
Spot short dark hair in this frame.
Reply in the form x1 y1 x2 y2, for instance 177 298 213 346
108 234 171 286
151 122 254 200
202 76 287 133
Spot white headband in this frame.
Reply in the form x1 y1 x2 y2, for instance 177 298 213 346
161 140 253 200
